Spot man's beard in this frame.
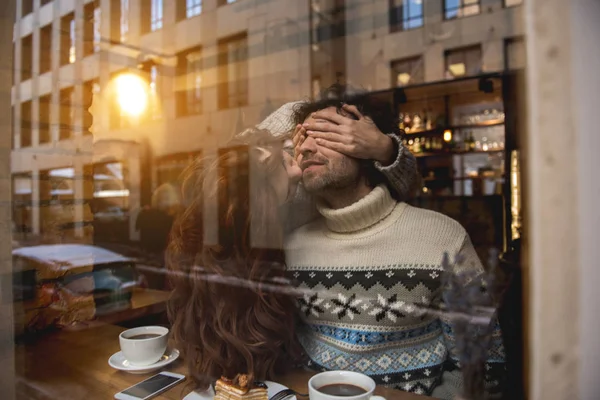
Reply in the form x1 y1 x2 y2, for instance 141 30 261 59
302 157 358 194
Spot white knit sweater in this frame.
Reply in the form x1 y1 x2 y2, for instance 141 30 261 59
284 185 505 398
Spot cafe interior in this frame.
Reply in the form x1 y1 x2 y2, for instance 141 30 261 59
4 1 600 400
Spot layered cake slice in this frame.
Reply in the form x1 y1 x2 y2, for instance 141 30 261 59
214 374 268 400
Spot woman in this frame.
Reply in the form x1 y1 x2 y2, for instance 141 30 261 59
167 133 304 389
167 90 418 389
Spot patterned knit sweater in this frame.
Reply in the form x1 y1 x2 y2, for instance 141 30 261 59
284 185 505 399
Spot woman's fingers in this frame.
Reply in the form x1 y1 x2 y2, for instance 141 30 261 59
310 109 348 125
341 103 364 120
306 130 348 143
302 120 342 134
292 124 303 147
314 139 352 155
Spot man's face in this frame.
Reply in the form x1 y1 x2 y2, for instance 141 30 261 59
298 107 362 194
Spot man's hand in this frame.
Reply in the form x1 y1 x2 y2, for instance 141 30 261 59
301 104 395 165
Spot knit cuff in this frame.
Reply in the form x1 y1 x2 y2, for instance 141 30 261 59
374 134 418 200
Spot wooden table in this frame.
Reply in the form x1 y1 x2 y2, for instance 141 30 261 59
15 324 430 400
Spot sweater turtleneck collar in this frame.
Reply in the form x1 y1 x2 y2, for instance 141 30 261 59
316 185 397 233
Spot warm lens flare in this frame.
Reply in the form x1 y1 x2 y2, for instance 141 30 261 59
115 73 148 117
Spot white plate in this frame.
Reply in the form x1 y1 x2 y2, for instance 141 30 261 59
108 348 180 374
183 381 295 400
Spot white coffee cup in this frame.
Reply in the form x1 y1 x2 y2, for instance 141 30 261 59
119 326 169 366
308 371 386 400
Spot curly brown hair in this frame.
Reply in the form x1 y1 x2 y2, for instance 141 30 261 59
166 132 302 389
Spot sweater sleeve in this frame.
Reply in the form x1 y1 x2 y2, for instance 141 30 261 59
373 134 419 200
432 234 507 399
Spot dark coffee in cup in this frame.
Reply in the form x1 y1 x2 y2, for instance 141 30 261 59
317 384 367 396
129 333 162 340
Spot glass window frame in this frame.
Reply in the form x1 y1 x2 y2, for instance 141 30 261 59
444 0 482 20
391 56 425 87
389 0 424 33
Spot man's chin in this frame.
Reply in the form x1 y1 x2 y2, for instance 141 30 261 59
302 176 324 194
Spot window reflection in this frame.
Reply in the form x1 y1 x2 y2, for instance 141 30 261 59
91 162 130 242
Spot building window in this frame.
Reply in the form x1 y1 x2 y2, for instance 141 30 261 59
93 4 101 51
83 79 100 135
60 13 76 65
39 94 52 144
505 0 523 6
312 76 321 100
149 65 161 119
21 101 32 148
445 45 482 78
505 37 526 70
313 1 346 44
22 0 33 17
59 87 75 140
84 1 101 56
187 0 202 18
444 0 481 20
40 25 52 74
121 0 129 42
391 56 424 87
218 0 237 6
21 34 32 81
41 0 53 5
12 42 15 86
11 107 15 149
151 0 163 31
157 152 202 187
176 46 203 117
218 34 248 109
142 0 163 33
12 173 34 235
390 0 424 32
177 0 202 20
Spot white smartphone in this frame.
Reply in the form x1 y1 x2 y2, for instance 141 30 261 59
114 371 186 400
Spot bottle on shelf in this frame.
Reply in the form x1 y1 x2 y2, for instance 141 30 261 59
422 110 429 131
424 137 431 152
426 108 434 130
413 137 422 153
403 114 412 132
468 132 476 151
412 113 422 131
462 132 471 152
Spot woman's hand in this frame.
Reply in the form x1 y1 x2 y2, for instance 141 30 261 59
301 104 395 165
292 123 307 164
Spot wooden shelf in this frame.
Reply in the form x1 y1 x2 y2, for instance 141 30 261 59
452 119 505 129
404 119 505 135
423 175 505 182
414 149 505 158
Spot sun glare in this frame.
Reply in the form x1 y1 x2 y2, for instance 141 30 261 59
114 73 148 117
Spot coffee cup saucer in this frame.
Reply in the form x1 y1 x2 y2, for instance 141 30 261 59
108 348 180 374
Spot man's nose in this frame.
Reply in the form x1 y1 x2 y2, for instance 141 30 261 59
298 134 318 158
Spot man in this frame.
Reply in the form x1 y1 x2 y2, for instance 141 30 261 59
284 88 505 398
